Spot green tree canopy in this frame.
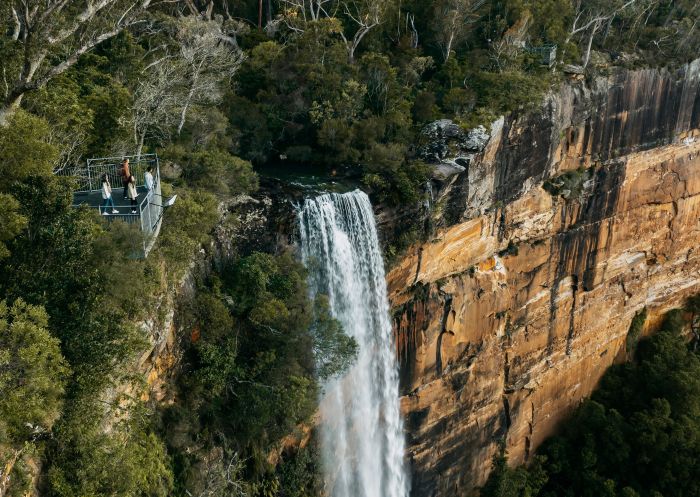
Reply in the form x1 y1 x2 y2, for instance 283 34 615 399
0 299 68 443
481 304 700 497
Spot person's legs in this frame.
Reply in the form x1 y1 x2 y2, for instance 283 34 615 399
102 197 117 214
131 198 137 213
123 180 128 198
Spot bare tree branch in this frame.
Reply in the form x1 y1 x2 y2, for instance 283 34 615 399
130 16 245 152
432 0 484 62
562 0 642 67
338 0 387 62
0 0 156 125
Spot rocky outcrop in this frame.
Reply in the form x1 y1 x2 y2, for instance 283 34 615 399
419 119 490 168
388 61 700 496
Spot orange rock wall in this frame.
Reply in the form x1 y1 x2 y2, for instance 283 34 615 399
388 63 700 496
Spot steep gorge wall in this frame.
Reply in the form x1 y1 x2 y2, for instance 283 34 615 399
387 61 700 496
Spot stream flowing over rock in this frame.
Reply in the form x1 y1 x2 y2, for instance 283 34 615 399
298 190 409 497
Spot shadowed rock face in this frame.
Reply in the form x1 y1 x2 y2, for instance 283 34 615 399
387 61 700 497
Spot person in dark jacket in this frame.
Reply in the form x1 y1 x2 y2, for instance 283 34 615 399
121 158 130 199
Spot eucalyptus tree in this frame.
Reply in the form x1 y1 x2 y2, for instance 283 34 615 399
280 0 391 61
565 0 638 67
338 0 387 62
131 16 245 155
0 0 157 125
0 300 68 497
432 0 485 62
174 16 245 135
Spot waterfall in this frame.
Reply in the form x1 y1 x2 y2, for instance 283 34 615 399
298 189 409 497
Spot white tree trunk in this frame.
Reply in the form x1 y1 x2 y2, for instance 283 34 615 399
348 28 371 63
0 449 23 497
136 131 146 160
10 8 20 40
177 61 204 135
0 0 153 128
0 94 23 126
443 31 455 62
177 88 196 135
582 21 600 68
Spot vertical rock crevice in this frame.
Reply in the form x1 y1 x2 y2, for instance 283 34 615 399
435 292 454 377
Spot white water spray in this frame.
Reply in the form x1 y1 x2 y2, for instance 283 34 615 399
298 189 409 497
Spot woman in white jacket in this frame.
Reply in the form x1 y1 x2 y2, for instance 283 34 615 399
101 174 119 215
127 174 138 214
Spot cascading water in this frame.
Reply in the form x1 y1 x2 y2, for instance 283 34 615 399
298 189 409 497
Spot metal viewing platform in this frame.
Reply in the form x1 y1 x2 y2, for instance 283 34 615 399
67 154 164 257
527 44 557 67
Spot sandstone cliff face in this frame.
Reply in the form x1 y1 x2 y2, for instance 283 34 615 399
387 61 700 497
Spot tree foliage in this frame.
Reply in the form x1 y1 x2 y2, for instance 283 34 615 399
0 0 155 123
0 300 68 450
164 252 357 495
47 404 173 497
481 304 700 497
0 109 58 186
1 2 699 496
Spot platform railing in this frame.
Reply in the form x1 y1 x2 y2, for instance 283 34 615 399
86 154 159 193
526 44 558 67
68 154 163 257
58 154 160 193
95 179 162 224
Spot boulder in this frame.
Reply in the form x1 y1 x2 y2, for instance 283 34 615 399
464 125 490 151
419 119 491 164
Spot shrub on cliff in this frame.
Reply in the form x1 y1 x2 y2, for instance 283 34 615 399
0 110 58 260
0 300 68 440
625 308 647 360
0 171 176 496
47 403 173 497
164 146 259 197
154 186 220 279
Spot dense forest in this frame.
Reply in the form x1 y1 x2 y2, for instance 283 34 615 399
481 300 700 497
1 0 700 496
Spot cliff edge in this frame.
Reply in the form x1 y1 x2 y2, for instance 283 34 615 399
387 61 700 496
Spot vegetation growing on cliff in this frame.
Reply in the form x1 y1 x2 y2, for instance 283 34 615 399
481 299 700 497
0 1 699 496
0 35 240 492
0 131 228 495
163 252 356 495
0 106 343 494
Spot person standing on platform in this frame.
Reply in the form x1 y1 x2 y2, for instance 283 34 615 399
144 166 154 193
121 158 130 199
101 174 119 215
127 174 138 214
